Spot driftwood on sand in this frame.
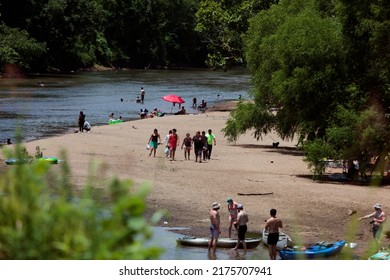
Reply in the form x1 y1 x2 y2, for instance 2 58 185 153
237 192 273 196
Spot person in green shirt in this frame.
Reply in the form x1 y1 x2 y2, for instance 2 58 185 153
206 129 216 160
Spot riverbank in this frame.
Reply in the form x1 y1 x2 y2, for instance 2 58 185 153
1 102 389 259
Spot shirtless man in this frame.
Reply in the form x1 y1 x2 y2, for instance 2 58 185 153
233 204 249 254
359 203 386 251
227 197 238 238
208 202 221 255
265 208 283 260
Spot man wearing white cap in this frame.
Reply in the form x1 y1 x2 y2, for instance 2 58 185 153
359 203 386 250
208 202 221 255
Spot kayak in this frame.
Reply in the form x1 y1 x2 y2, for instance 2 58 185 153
5 158 30 165
262 229 293 251
38 157 59 164
279 240 346 260
108 119 123 124
369 251 390 260
176 236 261 249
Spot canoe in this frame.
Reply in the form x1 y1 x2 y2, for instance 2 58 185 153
176 236 261 249
262 229 292 251
369 251 390 260
279 240 346 260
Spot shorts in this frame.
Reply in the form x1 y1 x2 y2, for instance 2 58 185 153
150 141 158 149
372 224 382 239
210 224 220 239
237 225 247 241
267 232 279 245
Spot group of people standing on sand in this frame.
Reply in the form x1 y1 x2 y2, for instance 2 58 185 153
208 197 283 260
147 128 216 162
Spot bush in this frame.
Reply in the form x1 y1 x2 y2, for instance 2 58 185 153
0 145 164 259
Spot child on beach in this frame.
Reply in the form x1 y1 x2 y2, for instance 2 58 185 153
181 133 192 160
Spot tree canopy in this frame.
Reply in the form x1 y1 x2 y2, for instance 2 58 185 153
0 0 206 72
223 0 390 178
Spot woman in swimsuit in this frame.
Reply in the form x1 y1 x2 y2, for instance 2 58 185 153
148 128 161 157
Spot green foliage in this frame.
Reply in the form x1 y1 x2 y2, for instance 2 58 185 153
223 0 390 178
195 0 276 69
303 139 334 178
222 100 275 143
0 145 164 259
0 24 46 71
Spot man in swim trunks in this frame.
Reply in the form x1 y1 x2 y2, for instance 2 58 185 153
233 204 249 254
208 202 221 255
265 208 283 260
359 203 386 251
227 197 238 238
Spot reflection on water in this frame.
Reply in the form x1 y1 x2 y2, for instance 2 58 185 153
149 227 270 260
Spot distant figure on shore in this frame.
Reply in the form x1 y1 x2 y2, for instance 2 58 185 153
174 106 186 115
192 97 197 108
136 96 141 103
168 128 179 161
238 94 242 101
359 203 386 251
7 139 12 145
192 131 205 163
162 130 172 158
227 197 239 238
198 99 207 111
265 208 283 260
140 109 146 119
148 128 161 157
109 113 115 120
78 111 85 132
206 129 216 160
201 131 208 161
38 81 45 87
208 202 221 256
83 120 91 132
181 133 193 160
35 146 43 159
140 87 145 103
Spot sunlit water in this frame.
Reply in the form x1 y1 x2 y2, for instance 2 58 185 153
0 69 250 142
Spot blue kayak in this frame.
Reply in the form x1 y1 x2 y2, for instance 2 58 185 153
280 240 346 260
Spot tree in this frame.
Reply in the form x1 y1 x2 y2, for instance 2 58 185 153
223 0 390 178
0 144 164 259
0 24 46 72
195 0 278 69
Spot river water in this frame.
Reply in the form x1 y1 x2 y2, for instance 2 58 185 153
0 69 250 142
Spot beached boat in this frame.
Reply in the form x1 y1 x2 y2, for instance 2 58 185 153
176 236 261 249
369 251 390 260
279 240 346 260
262 229 293 251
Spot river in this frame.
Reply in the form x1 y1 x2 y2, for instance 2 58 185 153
0 69 250 143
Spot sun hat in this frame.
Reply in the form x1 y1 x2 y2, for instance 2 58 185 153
226 197 233 203
212 202 221 209
374 203 382 209
237 204 243 209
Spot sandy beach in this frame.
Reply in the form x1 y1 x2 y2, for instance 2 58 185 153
1 102 390 258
